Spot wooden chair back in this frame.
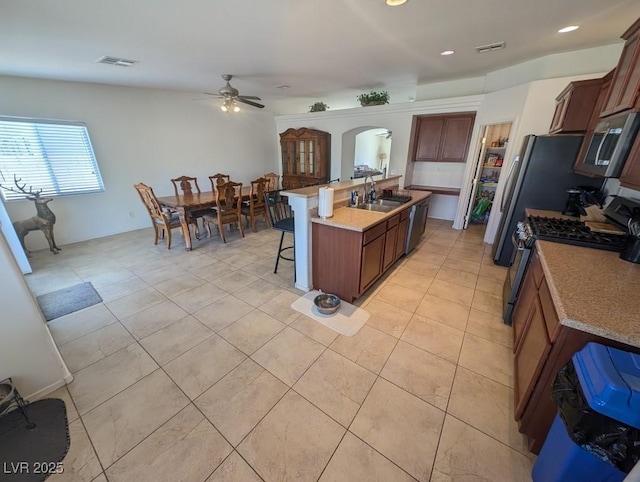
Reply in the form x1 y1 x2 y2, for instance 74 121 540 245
134 182 165 222
263 190 293 230
209 173 231 191
242 177 270 232
134 182 181 248
171 176 201 197
263 172 280 191
215 181 243 217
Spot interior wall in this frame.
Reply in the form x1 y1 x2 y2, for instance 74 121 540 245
355 129 384 168
0 75 278 251
276 95 485 192
0 229 71 399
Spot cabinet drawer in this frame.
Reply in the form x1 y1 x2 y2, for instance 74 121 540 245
513 269 537 352
400 207 411 221
387 214 400 229
514 297 552 420
530 250 544 288
363 223 387 245
538 279 559 341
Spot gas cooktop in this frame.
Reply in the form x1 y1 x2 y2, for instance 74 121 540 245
528 216 628 252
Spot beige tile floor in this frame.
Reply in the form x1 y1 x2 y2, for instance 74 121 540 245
25 218 535 481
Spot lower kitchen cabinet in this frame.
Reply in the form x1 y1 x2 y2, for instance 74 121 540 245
312 207 411 301
512 246 640 454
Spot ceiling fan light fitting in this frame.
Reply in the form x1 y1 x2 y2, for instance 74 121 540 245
386 0 407 5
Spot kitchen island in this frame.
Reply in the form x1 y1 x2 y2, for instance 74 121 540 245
512 237 640 454
311 191 431 301
281 175 404 292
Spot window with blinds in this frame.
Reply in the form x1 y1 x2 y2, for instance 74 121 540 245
0 117 104 201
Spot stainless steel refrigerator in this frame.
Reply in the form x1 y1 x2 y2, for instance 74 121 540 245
492 134 604 267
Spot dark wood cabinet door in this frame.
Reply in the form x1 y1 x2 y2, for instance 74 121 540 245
620 133 640 190
440 117 474 162
601 22 640 116
514 296 551 420
383 224 399 271
395 218 409 260
279 128 330 188
360 234 385 292
549 79 602 134
414 117 444 161
512 268 537 353
413 113 475 162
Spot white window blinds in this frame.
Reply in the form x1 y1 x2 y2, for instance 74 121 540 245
0 117 104 201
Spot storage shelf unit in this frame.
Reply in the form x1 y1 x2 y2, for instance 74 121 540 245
470 131 509 224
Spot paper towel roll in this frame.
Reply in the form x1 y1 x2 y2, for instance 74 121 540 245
318 187 334 218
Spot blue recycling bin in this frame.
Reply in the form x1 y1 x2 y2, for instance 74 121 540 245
532 343 640 482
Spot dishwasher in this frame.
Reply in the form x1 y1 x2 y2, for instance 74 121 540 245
405 198 430 254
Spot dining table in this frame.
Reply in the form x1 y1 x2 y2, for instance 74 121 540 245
157 186 252 250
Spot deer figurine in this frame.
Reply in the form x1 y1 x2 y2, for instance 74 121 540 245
0 176 61 257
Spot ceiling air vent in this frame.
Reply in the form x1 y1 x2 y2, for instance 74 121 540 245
96 56 138 67
475 41 506 54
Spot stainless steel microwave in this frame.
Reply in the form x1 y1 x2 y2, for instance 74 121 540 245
579 111 640 177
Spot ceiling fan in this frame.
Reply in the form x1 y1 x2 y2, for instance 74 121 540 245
209 74 264 111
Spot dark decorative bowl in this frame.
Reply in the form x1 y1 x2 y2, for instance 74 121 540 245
313 293 341 315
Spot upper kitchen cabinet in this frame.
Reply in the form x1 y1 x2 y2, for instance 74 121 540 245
412 113 475 162
280 128 330 190
548 79 603 134
619 129 640 189
600 18 640 117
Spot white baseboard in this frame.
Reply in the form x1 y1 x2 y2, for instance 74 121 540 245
25 378 68 402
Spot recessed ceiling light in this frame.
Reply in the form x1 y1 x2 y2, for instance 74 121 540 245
558 25 579 33
440 50 455 56
386 0 408 6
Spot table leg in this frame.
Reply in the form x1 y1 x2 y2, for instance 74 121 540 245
177 207 192 250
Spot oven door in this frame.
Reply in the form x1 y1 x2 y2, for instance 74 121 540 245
503 229 533 325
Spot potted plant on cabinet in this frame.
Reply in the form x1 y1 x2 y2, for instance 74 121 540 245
357 91 389 106
309 102 329 112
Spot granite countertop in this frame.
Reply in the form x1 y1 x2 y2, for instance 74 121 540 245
310 191 431 232
535 240 640 348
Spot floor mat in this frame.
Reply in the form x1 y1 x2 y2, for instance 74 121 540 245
37 282 102 321
0 399 70 481
291 290 369 337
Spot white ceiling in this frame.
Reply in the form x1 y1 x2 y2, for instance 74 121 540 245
2 0 640 112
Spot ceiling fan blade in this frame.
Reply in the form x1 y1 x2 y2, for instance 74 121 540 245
237 98 265 109
238 95 262 101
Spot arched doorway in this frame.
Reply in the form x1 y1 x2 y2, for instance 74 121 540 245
340 126 392 182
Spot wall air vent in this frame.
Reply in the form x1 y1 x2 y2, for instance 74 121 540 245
475 41 506 53
96 56 138 67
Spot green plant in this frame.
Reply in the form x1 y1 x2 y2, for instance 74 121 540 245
357 90 389 106
309 101 329 112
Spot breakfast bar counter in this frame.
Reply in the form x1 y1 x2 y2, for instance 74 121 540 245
311 190 431 232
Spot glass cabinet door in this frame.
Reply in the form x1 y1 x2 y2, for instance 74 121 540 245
309 140 315 175
299 140 306 174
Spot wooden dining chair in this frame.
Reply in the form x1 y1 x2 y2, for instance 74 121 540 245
263 172 280 191
203 181 244 243
170 175 208 237
208 173 231 191
134 183 183 249
241 177 270 232
170 176 201 196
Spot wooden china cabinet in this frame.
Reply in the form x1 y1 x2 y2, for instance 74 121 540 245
279 128 331 190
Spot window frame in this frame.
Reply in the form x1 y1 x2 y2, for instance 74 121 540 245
0 116 105 201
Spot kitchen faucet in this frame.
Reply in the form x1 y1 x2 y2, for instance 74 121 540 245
363 175 376 203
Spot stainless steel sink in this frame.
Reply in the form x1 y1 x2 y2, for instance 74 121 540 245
348 198 408 213
351 203 396 213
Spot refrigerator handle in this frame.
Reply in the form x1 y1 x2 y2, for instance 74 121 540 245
500 155 519 212
594 128 610 166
